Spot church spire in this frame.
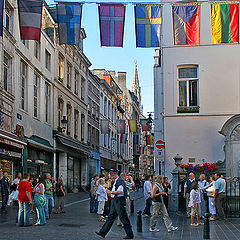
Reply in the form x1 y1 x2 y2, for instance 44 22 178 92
131 60 140 102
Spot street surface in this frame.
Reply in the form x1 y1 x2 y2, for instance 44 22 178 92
0 192 240 240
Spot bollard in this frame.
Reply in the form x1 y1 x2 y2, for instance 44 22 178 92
137 210 142 232
203 213 210 239
131 198 134 213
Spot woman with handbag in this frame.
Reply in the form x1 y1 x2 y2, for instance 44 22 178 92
54 177 66 214
33 177 46 226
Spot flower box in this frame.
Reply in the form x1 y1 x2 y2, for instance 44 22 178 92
177 106 200 113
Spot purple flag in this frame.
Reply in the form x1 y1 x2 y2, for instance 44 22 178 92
99 4 125 47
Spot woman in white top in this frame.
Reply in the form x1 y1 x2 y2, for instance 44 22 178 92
33 177 46 226
202 175 216 221
96 178 108 222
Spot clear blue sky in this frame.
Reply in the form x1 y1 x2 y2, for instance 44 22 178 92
48 1 155 116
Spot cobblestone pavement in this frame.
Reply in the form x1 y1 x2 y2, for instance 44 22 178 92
1 191 240 240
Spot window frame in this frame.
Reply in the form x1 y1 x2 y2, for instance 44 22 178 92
33 73 40 118
20 60 28 111
3 51 12 93
45 50 51 71
34 41 41 60
45 82 51 123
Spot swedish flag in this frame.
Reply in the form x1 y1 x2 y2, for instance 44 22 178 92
135 5 162 48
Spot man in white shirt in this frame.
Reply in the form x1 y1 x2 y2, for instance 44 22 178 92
96 170 134 239
143 175 153 216
11 173 22 191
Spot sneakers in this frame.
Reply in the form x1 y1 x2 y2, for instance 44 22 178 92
209 217 216 221
190 223 198 226
149 227 160 232
168 226 178 232
143 214 151 217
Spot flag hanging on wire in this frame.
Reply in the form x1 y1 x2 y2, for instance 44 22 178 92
56 2 82 45
133 134 138 144
100 119 109 134
117 120 126 134
172 5 200 45
18 0 43 41
0 0 4 36
120 134 128 144
146 134 153 146
140 119 150 131
135 4 162 47
139 146 145 155
128 120 138 132
211 3 239 44
99 4 126 47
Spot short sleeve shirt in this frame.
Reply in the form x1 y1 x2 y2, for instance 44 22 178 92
215 178 226 194
18 181 32 203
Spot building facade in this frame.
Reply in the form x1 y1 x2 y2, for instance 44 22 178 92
154 2 240 178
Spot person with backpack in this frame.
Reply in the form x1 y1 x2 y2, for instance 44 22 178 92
54 177 66 214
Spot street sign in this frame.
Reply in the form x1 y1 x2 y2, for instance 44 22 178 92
156 140 165 149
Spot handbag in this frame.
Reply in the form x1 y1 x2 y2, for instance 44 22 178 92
38 195 46 206
206 186 215 198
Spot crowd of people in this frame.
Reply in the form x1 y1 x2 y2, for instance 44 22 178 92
0 171 66 227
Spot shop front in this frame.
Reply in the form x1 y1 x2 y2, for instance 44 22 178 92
88 150 100 183
0 129 26 181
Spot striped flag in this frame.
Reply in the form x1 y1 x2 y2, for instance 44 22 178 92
18 0 43 41
56 3 82 45
140 119 150 131
133 134 138 144
139 146 145 155
146 134 153 146
99 4 126 47
128 120 137 132
120 134 128 144
211 3 239 44
0 0 4 36
117 120 126 134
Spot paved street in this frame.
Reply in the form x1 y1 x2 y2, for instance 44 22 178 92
1 192 240 240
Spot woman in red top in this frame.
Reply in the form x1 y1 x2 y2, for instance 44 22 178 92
18 173 32 227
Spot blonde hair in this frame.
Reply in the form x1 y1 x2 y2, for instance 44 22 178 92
98 178 105 185
58 177 63 184
154 175 163 184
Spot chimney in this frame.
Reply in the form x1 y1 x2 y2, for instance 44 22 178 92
117 72 127 90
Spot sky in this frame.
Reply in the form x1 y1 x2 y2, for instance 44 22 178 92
48 1 156 116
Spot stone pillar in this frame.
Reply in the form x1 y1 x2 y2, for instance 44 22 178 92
169 154 183 212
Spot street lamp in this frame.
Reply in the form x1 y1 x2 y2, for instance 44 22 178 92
57 116 68 133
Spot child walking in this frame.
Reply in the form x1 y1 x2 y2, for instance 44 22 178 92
189 182 204 226
96 178 108 222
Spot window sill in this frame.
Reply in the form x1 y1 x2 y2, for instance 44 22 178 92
177 106 200 113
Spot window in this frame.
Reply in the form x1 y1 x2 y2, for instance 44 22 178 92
81 114 85 141
34 41 40 60
81 77 85 100
4 5 13 34
104 97 107 116
20 60 27 110
67 63 72 89
88 98 92 114
45 82 50 123
58 55 64 81
108 102 111 119
66 104 72 135
33 73 40 118
58 98 63 130
45 50 51 71
74 109 79 139
178 65 199 113
22 40 29 48
3 52 12 93
74 71 79 95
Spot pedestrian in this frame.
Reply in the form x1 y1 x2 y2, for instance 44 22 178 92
163 177 171 209
202 175 216 221
143 175 153 217
33 176 46 226
184 172 198 217
188 181 203 226
90 174 99 213
96 178 107 222
134 178 140 192
54 177 66 214
44 173 54 219
198 174 208 218
11 172 22 191
18 173 32 227
150 175 178 233
214 173 226 220
104 174 113 216
96 170 134 239
0 171 10 213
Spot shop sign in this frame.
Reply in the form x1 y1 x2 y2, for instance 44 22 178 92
0 149 21 158
111 138 117 155
0 137 25 149
16 125 24 140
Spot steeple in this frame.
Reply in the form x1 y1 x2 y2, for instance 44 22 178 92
131 61 141 103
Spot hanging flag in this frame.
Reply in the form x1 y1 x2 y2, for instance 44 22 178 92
146 134 153 146
128 120 138 132
135 4 162 48
18 0 42 41
140 119 150 131
139 146 145 155
56 2 82 45
133 134 138 144
99 4 126 47
120 134 128 144
211 3 239 44
100 120 109 134
117 120 126 134
0 0 4 36
172 5 200 45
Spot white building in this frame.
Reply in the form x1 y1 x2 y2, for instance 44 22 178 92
154 2 240 178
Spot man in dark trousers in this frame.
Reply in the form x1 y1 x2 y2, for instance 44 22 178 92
96 170 134 239
0 171 10 213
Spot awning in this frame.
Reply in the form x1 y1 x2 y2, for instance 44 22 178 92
56 134 90 155
0 129 26 149
28 139 54 153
